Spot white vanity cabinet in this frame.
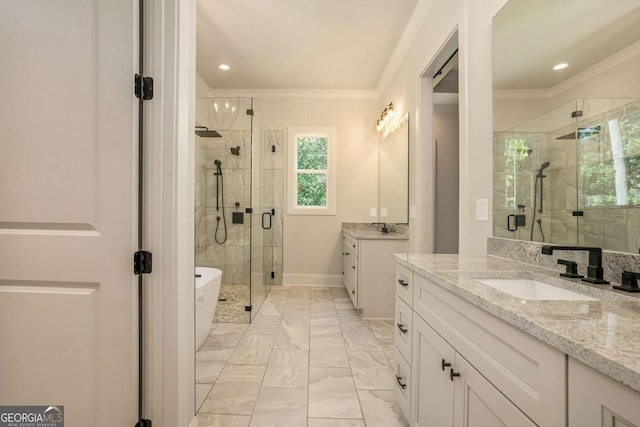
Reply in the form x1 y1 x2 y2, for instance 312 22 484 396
394 261 566 427
341 232 408 318
568 358 640 427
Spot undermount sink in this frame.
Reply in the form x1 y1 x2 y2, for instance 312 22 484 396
475 278 598 301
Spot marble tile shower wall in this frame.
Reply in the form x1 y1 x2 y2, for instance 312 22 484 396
195 130 285 285
493 132 640 252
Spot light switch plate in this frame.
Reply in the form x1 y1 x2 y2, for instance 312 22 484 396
475 199 489 221
370 207 377 217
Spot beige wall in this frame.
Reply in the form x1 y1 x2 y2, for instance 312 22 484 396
378 0 508 255
494 53 640 132
255 97 380 285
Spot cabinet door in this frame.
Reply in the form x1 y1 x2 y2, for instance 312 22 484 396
412 313 456 426
568 358 640 427
453 356 536 427
342 243 351 288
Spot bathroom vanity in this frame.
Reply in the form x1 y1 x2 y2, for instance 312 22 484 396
342 226 408 319
393 254 640 426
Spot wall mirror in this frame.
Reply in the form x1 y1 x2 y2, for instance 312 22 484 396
492 0 640 253
379 113 409 224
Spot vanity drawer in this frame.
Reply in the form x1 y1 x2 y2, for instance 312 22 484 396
396 264 413 306
394 347 411 422
343 233 358 256
395 296 412 364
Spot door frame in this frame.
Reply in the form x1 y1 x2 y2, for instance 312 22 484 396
145 0 197 425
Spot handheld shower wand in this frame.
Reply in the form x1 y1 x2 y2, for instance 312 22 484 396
213 159 227 244
530 161 550 242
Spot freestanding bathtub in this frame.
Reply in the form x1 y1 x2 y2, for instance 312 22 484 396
195 267 222 351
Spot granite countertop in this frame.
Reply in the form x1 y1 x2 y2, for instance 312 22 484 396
395 253 640 393
343 228 409 240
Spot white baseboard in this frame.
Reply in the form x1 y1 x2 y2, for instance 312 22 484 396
283 273 343 287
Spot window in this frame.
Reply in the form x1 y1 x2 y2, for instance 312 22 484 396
287 127 337 215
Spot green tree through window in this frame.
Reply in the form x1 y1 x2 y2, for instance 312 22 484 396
296 136 328 207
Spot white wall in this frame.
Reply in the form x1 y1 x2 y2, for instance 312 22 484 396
255 97 380 286
377 0 508 255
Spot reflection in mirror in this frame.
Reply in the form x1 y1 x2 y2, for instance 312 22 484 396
492 0 640 253
379 113 409 224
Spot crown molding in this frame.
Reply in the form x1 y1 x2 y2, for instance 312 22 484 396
494 39 640 100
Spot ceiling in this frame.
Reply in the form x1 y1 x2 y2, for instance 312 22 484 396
196 0 418 90
493 0 640 90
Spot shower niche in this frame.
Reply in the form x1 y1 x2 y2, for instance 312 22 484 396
493 98 640 252
195 97 284 323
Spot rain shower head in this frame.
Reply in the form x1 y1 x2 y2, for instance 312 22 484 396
195 126 222 138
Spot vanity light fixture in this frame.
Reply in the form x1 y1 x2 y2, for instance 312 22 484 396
553 63 568 71
375 102 396 133
217 63 231 72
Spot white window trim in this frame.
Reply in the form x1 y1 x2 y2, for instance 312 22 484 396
287 126 337 215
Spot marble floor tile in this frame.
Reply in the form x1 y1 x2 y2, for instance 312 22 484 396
357 390 408 427
196 360 227 384
366 319 394 342
250 387 307 427
309 332 345 349
310 347 350 368
274 319 310 350
195 384 212 412
202 323 248 348
227 334 275 366
197 414 251 427
244 318 281 337
330 287 348 298
263 349 308 388
311 289 334 302
348 351 394 390
308 367 362 419
199 364 266 415
340 322 382 352
196 347 234 363
307 419 365 427
310 317 340 328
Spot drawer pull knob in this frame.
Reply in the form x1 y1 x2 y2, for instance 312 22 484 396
352 266 356 270
450 369 460 381
397 279 409 287
441 359 451 371
353 244 356 248
395 375 407 389
397 323 408 334
351 290 355 295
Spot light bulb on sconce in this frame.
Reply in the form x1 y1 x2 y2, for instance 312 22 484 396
375 102 396 134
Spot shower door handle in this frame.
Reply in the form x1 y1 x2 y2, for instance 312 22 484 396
262 212 272 230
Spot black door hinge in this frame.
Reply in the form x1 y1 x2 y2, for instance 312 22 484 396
245 305 253 312
134 251 153 275
246 109 254 116
245 207 253 214
135 419 152 427
272 145 276 153
135 74 154 100
271 271 275 279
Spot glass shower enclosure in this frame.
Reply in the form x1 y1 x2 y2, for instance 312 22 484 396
194 96 281 324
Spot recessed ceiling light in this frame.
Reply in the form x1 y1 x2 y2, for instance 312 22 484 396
217 64 231 72
553 63 569 71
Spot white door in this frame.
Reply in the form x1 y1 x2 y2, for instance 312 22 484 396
0 1 138 426
453 356 536 427
412 315 455 426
